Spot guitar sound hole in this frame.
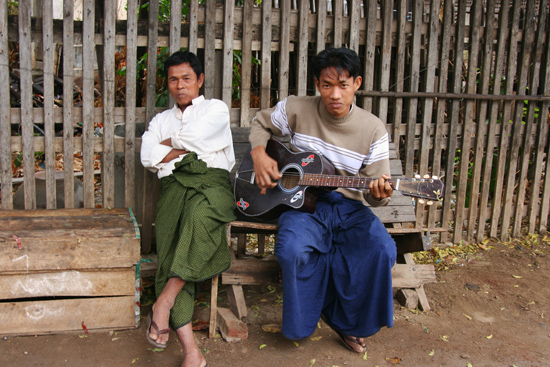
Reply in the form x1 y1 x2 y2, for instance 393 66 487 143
280 168 300 190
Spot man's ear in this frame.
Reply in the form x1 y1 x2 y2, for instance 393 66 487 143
198 73 205 88
353 76 362 91
314 78 320 92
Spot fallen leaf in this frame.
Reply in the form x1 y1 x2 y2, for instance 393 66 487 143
111 337 120 341
259 344 267 350
440 335 449 342
428 349 435 356
292 341 299 347
467 363 473 367
385 356 402 364
147 348 165 352
131 358 139 363
362 351 368 360
463 313 472 320
486 334 493 339
512 275 522 278
310 336 322 341
261 324 281 333
309 359 316 366
192 321 209 331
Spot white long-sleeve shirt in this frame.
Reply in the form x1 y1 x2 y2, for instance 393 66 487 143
140 96 235 178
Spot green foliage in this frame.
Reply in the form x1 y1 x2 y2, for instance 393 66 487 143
7 1 18 15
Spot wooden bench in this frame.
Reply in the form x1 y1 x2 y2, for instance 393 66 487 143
207 128 442 338
0 208 141 336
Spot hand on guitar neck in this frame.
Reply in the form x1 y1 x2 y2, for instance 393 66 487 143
250 145 283 194
369 174 393 201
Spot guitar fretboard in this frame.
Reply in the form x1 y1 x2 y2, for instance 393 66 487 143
298 174 396 189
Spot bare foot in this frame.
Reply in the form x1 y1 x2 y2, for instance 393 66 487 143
148 300 172 346
180 349 206 367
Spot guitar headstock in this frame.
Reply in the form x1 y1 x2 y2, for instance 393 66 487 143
396 175 444 203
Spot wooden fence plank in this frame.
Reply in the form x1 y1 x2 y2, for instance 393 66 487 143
362 0 376 110
490 0 521 238
81 0 95 208
316 0 327 59
204 0 216 100
427 0 452 234
348 0 360 52
222 0 235 107
333 0 343 47
168 0 182 108
472 0 497 242
124 0 137 210
378 0 393 124
141 0 160 253
101 0 116 209
260 1 272 108
296 0 309 96
392 0 407 154
404 0 422 178
19 0 35 209
513 0 545 236
278 0 290 99
0 0 11 210
62 0 75 208
441 0 467 243
240 0 253 126
188 0 199 54
42 0 55 209
453 0 482 243
500 0 536 239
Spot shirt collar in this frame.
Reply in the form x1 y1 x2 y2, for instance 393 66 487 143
173 95 205 120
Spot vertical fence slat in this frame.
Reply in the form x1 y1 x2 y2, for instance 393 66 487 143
0 0 11 210
454 0 482 242
81 0 95 208
404 0 422 179
428 0 452 234
168 0 182 108
348 0 360 52
19 0 35 209
240 0 253 125
42 0 56 209
333 0 342 47
378 0 393 124
316 0 327 58
513 0 545 236
278 0 291 99
260 1 272 109
125 0 137 210
362 0 376 110
62 0 75 208
500 0 537 238
490 0 521 239
188 0 199 54
441 0 467 242
531 5 550 234
477 0 509 241
296 0 309 96
204 0 216 100
222 0 235 108
102 0 116 208
141 0 160 253
392 0 407 153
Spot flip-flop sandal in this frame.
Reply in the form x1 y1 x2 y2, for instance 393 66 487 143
320 313 366 354
146 312 170 349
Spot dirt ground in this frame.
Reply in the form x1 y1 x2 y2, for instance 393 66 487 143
1 235 549 367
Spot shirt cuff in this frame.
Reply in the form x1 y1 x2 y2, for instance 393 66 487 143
150 144 173 168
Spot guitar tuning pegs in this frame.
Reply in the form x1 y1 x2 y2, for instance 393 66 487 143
426 200 434 206
423 174 430 179
418 199 425 204
432 175 438 179
415 174 421 179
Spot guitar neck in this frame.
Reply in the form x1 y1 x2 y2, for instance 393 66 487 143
299 174 397 190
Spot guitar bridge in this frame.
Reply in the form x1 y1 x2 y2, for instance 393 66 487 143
235 170 255 184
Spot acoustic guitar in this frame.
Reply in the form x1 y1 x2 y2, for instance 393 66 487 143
234 139 444 219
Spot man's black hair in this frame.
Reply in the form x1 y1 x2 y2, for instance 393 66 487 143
164 50 203 79
310 47 361 81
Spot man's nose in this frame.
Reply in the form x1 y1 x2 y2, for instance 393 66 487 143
330 87 341 99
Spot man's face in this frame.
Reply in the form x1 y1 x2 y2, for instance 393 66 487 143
167 62 204 109
315 67 362 118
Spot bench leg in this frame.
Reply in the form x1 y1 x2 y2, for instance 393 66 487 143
403 253 431 311
209 275 219 338
226 285 248 319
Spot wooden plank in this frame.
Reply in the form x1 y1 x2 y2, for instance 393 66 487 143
188 0 199 54
475 0 499 242
168 0 182 108
453 0 482 243
62 0 75 209
240 0 253 126
348 0 360 53
226 284 248 319
19 0 36 209
124 0 137 210
441 0 466 243
102 0 116 209
204 0 216 100
0 269 136 300
490 0 521 239
333 0 342 47
278 0 290 99
402 253 430 311
403 0 422 178
361 0 376 110
315 0 327 60
296 0 308 96
378 0 393 124
513 0 545 236
427 0 452 235
392 0 407 153
260 1 272 109
500 0 536 239
0 296 136 336
209 275 219 337
0 0 12 210
222 0 235 107
42 0 56 209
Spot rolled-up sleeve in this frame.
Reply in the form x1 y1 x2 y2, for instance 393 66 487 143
140 115 173 173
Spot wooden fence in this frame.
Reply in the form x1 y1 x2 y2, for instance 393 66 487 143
1 0 549 252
